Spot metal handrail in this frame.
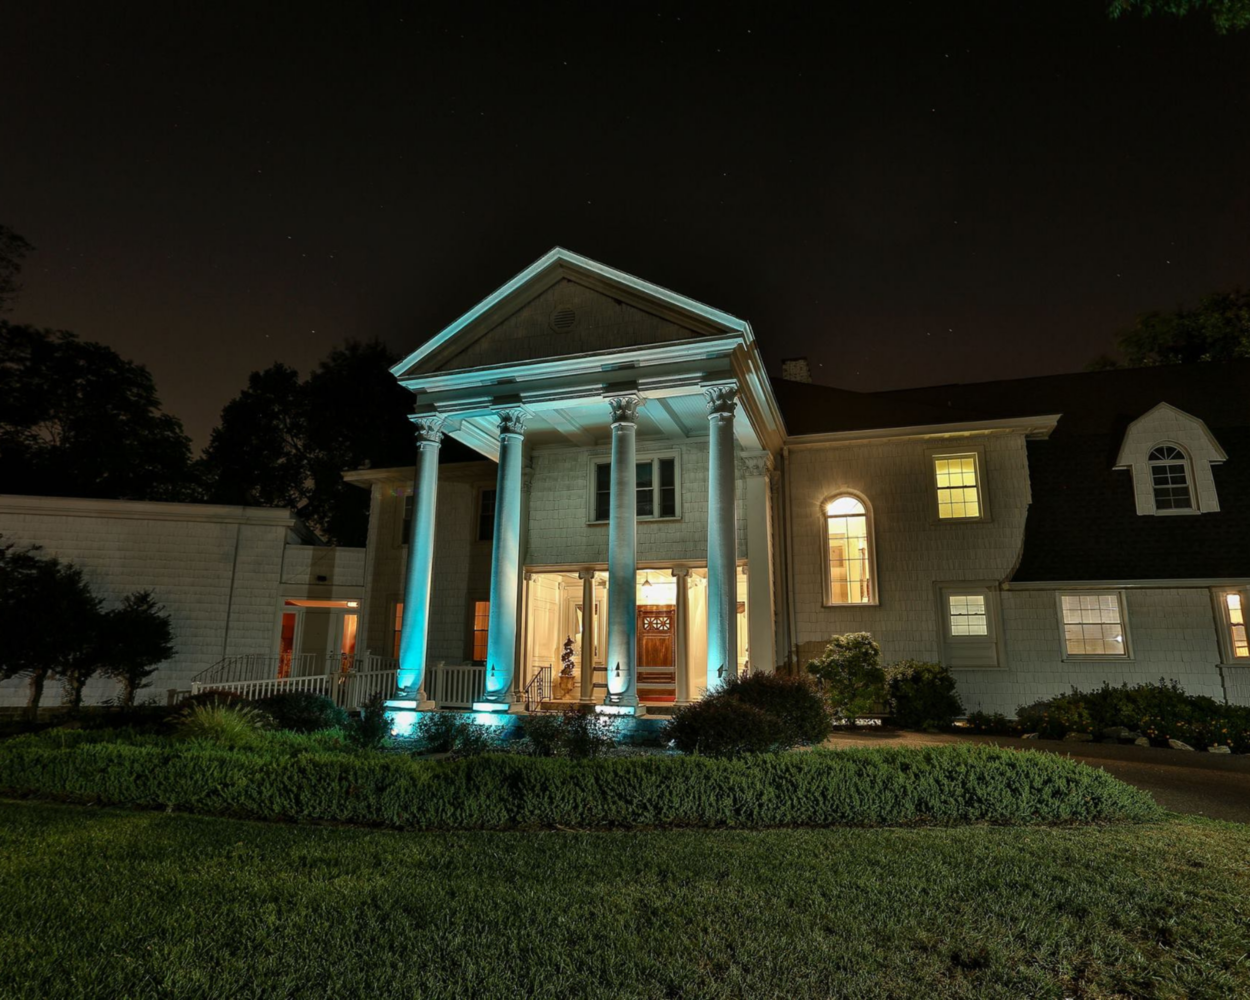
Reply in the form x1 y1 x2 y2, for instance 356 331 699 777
523 665 552 712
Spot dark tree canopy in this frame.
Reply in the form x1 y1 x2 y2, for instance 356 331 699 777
1109 0 1250 32
1092 288 1250 368
198 339 416 545
0 225 34 313
101 591 176 707
0 540 102 717
0 324 196 501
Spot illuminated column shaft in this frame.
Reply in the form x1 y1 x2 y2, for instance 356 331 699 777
672 566 690 703
704 385 738 694
482 409 526 707
605 394 640 709
579 568 596 700
397 415 444 704
741 453 777 673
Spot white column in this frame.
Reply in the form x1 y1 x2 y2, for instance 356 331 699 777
672 566 690 703
704 384 738 693
478 408 526 711
579 569 596 701
740 452 777 673
395 415 443 708
603 394 641 713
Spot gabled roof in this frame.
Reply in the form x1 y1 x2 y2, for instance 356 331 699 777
390 247 753 379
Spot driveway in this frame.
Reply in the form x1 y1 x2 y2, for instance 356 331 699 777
822 728 1250 824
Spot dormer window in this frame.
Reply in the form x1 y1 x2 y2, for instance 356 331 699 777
1147 445 1194 511
1114 403 1226 516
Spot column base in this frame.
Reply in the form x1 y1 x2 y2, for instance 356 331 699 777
472 700 523 714
385 698 436 711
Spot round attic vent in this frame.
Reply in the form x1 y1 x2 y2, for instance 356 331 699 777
549 307 577 332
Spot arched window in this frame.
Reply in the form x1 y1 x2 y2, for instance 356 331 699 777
1148 445 1194 511
824 495 874 605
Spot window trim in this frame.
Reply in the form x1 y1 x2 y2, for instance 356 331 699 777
820 490 879 608
1212 587 1250 665
1055 590 1133 661
476 485 498 543
1146 441 1199 516
399 490 415 547
925 444 991 523
586 451 682 524
468 599 490 664
935 582 1002 668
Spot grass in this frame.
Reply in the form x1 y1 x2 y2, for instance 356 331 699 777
1 801 1247 999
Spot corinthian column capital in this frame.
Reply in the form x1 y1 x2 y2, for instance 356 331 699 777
702 383 738 418
412 415 446 448
495 408 527 438
606 394 641 426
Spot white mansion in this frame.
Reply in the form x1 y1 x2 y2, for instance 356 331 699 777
2 248 1248 715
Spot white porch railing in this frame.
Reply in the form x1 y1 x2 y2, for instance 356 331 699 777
190 653 399 710
425 664 486 709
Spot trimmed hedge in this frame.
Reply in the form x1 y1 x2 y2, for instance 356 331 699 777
0 742 1160 829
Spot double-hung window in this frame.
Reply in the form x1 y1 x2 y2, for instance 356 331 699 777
1058 592 1130 658
591 456 679 522
928 446 988 521
1214 589 1249 663
1147 445 1195 511
823 495 876 605
938 584 1000 666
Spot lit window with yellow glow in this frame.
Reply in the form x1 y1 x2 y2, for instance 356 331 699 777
1060 594 1127 657
1225 593 1249 659
471 600 490 663
825 496 873 604
933 455 981 519
948 594 988 636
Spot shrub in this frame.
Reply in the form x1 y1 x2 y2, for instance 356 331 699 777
719 672 832 745
177 690 252 712
664 698 793 757
964 711 1023 736
173 704 272 748
558 707 615 759
412 712 498 757
518 712 564 756
1017 680 1250 752
345 693 391 750
0 742 1162 828
806 633 886 723
885 660 963 730
254 692 348 733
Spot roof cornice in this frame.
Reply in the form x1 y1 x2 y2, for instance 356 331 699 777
0 494 300 527
783 414 1062 448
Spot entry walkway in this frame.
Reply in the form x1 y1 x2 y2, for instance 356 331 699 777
823 728 1250 824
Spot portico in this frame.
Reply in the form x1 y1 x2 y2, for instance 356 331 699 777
386 248 783 715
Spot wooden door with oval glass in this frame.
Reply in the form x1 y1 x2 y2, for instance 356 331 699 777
636 604 676 703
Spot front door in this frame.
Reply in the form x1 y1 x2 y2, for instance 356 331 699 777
636 604 676 703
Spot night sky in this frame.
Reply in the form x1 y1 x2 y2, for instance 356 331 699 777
3 2 1248 447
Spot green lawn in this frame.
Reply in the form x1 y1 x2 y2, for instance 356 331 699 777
1 802 1247 999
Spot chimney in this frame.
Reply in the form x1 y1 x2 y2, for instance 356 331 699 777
780 357 812 384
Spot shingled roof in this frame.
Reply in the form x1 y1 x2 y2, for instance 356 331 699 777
773 361 1250 582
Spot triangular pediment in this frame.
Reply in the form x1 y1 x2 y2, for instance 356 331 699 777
392 248 750 380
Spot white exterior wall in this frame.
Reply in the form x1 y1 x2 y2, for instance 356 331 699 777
526 439 749 568
357 474 493 665
955 587 1230 715
785 432 1032 665
0 497 301 707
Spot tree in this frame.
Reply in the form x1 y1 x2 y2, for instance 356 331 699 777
806 632 886 725
0 224 34 313
0 540 101 720
101 591 176 707
1091 289 1250 369
0 324 197 501
1109 0 1250 32
199 339 416 545
196 363 311 512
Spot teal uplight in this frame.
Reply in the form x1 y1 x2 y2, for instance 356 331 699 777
471 701 509 714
